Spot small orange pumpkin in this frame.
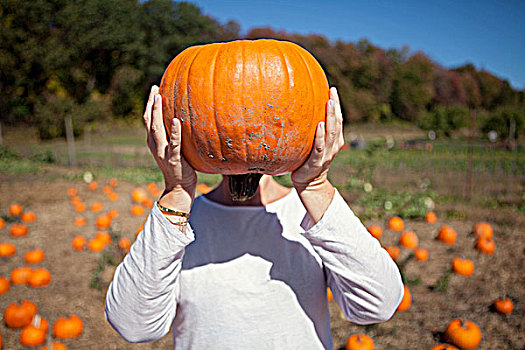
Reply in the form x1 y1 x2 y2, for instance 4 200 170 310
72 235 86 251
41 342 69 350
88 181 98 191
21 211 36 223
27 268 52 287
66 187 78 196
10 224 29 237
70 195 82 204
88 238 105 252
74 202 87 213
345 334 374 350
73 217 87 227
131 188 148 203
0 276 10 295
474 237 495 255
399 231 418 249
436 225 457 245
414 247 429 261
388 216 404 232
493 297 513 315
24 248 45 264
452 257 475 276
102 185 113 195
425 211 437 224
0 242 16 257
9 203 23 216
472 222 493 240
10 266 33 285
108 192 119 201
0 217 5 229
95 232 111 245
109 177 118 187
90 201 104 213
367 225 383 240
4 300 37 329
147 182 162 197
384 246 400 260
53 315 83 339
141 198 155 208
130 205 145 216
95 214 111 230
118 237 131 252
396 285 411 312
444 318 482 350
20 315 47 347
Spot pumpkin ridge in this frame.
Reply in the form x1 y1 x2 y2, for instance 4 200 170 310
209 45 225 168
290 42 316 137
186 47 204 164
287 43 316 166
274 43 291 162
254 46 264 171
260 45 268 172
241 41 248 169
167 46 200 168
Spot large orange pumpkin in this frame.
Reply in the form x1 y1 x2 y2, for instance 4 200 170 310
159 39 329 176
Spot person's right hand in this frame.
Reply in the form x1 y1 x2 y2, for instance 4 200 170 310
143 85 197 212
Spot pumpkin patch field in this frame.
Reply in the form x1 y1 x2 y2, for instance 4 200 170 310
0 124 524 349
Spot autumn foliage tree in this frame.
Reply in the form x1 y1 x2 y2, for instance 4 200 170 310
0 0 522 139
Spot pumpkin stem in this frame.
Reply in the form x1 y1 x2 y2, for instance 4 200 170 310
227 173 263 201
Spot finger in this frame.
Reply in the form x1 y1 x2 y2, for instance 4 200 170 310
329 87 345 151
325 99 338 147
309 121 325 168
143 85 158 133
168 118 182 166
151 94 168 159
330 87 343 122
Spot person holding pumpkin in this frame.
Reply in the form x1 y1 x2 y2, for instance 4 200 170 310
105 41 403 349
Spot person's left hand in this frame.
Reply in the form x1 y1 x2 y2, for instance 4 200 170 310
291 87 345 191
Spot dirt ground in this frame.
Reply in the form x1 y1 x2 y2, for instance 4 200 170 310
0 169 523 349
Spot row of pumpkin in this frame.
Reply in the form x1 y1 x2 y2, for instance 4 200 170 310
342 214 513 350
0 177 159 349
1 202 87 349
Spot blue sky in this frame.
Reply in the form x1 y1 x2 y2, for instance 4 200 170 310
190 0 525 90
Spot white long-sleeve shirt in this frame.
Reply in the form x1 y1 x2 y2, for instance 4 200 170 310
105 188 403 349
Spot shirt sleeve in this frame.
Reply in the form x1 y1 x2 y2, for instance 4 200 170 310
302 189 404 325
104 202 195 342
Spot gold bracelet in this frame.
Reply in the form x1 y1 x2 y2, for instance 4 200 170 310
156 202 190 218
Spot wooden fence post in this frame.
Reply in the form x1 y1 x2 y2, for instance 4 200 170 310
64 116 77 167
